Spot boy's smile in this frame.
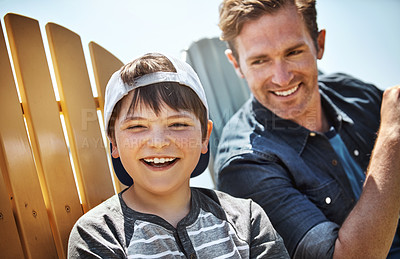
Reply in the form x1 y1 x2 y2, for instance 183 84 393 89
141 157 178 169
111 91 210 195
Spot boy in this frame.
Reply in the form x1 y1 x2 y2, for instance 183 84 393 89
68 53 289 258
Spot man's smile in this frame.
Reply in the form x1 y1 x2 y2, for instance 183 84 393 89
272 84 300 97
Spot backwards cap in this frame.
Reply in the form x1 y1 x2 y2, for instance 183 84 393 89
104 53 209 186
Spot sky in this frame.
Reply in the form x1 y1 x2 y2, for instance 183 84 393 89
1 0 399 189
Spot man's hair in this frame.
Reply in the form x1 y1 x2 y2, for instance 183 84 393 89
107 53 208 142
219 0 318 60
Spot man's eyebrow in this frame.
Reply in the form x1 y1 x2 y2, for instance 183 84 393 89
286 42 306 53
246 54 270 63
246 42 307 63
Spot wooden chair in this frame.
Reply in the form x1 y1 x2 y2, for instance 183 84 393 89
0 13 124 258
183 37 250 183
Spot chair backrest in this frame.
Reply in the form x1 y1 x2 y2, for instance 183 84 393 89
183 37 250 182
0 13 124 258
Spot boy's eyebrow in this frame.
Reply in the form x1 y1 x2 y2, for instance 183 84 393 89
167 114 194 120
121 113 194 123
121 115 146 122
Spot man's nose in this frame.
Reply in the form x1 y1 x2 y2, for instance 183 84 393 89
270 61 294 87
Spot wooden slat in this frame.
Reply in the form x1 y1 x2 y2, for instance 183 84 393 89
88 41 123 113
45 23 115 212
4 13 84 258
88 41 126 193
0 145 25 259
0 16 58 258
0 28 24 254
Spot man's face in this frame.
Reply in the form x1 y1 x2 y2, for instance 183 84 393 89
228 6 325 126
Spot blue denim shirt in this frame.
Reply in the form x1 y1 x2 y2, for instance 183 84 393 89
215 73 384 257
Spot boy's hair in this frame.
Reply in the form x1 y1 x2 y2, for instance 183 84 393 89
219 0 318 61
107 53 208 142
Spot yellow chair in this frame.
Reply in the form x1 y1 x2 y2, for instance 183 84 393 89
0 13 124 258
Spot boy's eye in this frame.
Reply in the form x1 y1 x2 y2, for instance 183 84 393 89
127 125 146 130
170 123 189 128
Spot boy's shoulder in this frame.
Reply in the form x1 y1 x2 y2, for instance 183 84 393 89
194 187 251 204
192 187 260 220
68 194 127 252
192 187 275 245
72 193 124 231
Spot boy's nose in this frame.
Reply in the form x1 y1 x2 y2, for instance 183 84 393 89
270 61 293 87
147 130 170 148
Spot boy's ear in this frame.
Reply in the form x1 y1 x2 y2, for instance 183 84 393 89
201 120 213 154
111 141 120 158
225 49 244 78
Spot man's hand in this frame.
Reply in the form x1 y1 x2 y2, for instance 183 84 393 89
380 85 400 138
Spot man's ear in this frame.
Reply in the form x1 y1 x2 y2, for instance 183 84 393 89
111 141 119 158
316 29 326 60
201 120 213 154
225 49 244 78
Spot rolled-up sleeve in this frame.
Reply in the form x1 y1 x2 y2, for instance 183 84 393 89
293 221 339 259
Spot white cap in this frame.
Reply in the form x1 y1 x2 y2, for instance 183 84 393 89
104 53 209 136
103 53 210 185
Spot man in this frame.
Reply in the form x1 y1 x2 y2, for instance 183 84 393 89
214 0 400 258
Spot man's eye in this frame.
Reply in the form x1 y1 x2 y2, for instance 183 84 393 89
288 50 303 56
251 59 266 65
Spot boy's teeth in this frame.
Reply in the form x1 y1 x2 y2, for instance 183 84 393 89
144 158 175 164
274 85 299 96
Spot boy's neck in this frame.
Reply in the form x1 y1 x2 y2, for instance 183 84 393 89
122 185 191 228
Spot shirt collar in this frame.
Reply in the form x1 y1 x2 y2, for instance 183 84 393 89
251 84 354 155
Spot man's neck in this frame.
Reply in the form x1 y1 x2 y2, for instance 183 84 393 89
306 108 329 133
293 103 330 133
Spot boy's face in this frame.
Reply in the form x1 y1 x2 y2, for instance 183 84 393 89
111 91 211 195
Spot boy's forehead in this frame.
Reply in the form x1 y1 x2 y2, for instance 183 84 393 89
118 93 197 120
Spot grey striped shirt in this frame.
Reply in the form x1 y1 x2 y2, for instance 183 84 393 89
68 187 289 258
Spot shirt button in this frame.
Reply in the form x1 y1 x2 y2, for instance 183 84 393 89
325 197 332 204
354 149 360 156
332 159 338 166
309 132 316 137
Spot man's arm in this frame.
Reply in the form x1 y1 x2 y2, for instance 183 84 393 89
218 155 334 257
333 85 400 258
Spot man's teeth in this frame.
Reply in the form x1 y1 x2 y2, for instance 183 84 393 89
143 158 175 164
274 85 299 96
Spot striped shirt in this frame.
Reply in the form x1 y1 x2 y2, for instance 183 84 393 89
68 187 289 258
